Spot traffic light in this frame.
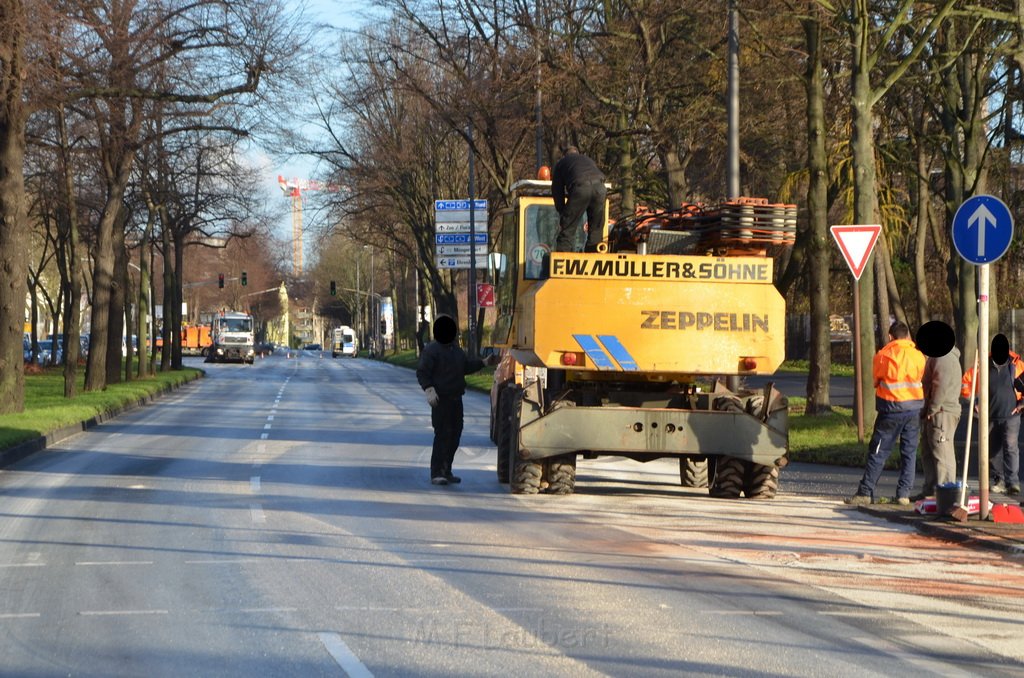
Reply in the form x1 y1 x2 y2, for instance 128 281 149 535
218 273 224 289
241 271 247 286
330 280 336 296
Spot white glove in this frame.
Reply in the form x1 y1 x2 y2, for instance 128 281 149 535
424 387 440 408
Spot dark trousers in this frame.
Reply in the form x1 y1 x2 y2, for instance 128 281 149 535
555 180 607 252
990 416 1020 487
857 410 920 499
430 396 464 477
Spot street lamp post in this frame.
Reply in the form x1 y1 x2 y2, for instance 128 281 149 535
356 253 361 348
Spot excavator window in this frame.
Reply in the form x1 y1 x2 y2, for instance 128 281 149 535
523 204 587 278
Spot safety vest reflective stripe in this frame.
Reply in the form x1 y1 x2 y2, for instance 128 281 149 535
878 381 923 392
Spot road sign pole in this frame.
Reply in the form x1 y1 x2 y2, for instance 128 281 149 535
852 282 864 443
979 263 990 520
950 195 1013 521
830 224 881 444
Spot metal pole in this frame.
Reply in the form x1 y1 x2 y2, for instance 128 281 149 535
725 1 741 393
534 0 543 171
356 254 361 349
853 282 864 442
727 0 740 199
979 263 990 520
468 122 478 357
370 247 376 356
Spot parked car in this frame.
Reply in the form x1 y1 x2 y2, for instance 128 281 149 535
303 343 322 351
42 334 64 365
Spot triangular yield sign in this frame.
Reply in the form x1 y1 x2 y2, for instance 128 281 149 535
830 225 881 280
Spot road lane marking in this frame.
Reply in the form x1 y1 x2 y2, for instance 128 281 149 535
263 424 272 430
0 563 46 568
79 609 168 617
318 632 373 678
250 503 266 523
75 561 153 566
267 415 274 422
250 476 261 492
260 433 269 440
184 559 261 565
0 613 41 619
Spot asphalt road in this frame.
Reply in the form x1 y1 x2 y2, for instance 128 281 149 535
0 351 1021 676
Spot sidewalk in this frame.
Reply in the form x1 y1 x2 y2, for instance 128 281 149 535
858 502 1024 556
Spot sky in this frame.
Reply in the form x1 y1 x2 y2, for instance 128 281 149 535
262 0 373 268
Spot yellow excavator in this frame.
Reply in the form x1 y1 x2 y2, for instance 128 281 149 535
486 178 793 496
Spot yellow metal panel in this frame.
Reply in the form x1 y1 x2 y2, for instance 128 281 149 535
520 273 785 375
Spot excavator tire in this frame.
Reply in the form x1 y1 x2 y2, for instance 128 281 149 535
680 457 710 488
744 462 780 499
507 388 541 494
545 454 577 495
709 456 744 499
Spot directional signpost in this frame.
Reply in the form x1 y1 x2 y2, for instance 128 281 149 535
434 200 488 270
952 195 1014 520
434 198 489 356
831 225 882 442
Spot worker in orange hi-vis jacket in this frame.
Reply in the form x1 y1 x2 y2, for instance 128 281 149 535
961 334 1024 496
845 321 926 506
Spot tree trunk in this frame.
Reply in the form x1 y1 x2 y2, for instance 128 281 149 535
85 150 135 391
851 38 878 431
172 232 185 369
803 7 832 415
137 210 155 377
616 110 634 217
105 209 127 386
55 103 83 396
659 143 688 209
0 0 29 414
160 220 173 371
913 139 931 325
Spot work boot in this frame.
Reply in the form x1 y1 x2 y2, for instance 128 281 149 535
895 496 910 506
431 476 449 486
991 482 1007 494
444 472 462 484
909 492 931 502
1008 485 1021 496
844 494 872 505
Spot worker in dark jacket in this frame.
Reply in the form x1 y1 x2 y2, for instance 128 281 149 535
551 145 607 252
416 315 492 485
962 334 1024 495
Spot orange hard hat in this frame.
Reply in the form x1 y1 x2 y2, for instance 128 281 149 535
538 165 551 180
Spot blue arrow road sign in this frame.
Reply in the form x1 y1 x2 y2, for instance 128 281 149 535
952 195 1014 264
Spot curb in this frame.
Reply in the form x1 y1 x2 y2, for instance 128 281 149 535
0 371 204 471
858 505 1024 556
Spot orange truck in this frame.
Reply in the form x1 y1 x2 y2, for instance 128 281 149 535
182 324 212 356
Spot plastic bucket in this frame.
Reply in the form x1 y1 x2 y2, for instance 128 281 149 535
935 482 962 515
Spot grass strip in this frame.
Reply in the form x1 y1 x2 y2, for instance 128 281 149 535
0 367 202 450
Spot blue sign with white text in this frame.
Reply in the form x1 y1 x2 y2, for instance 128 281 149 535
434 199 488 211
952 195 1013 264
435 232 488 245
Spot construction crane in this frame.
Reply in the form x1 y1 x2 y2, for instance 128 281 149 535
278 176 338 277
